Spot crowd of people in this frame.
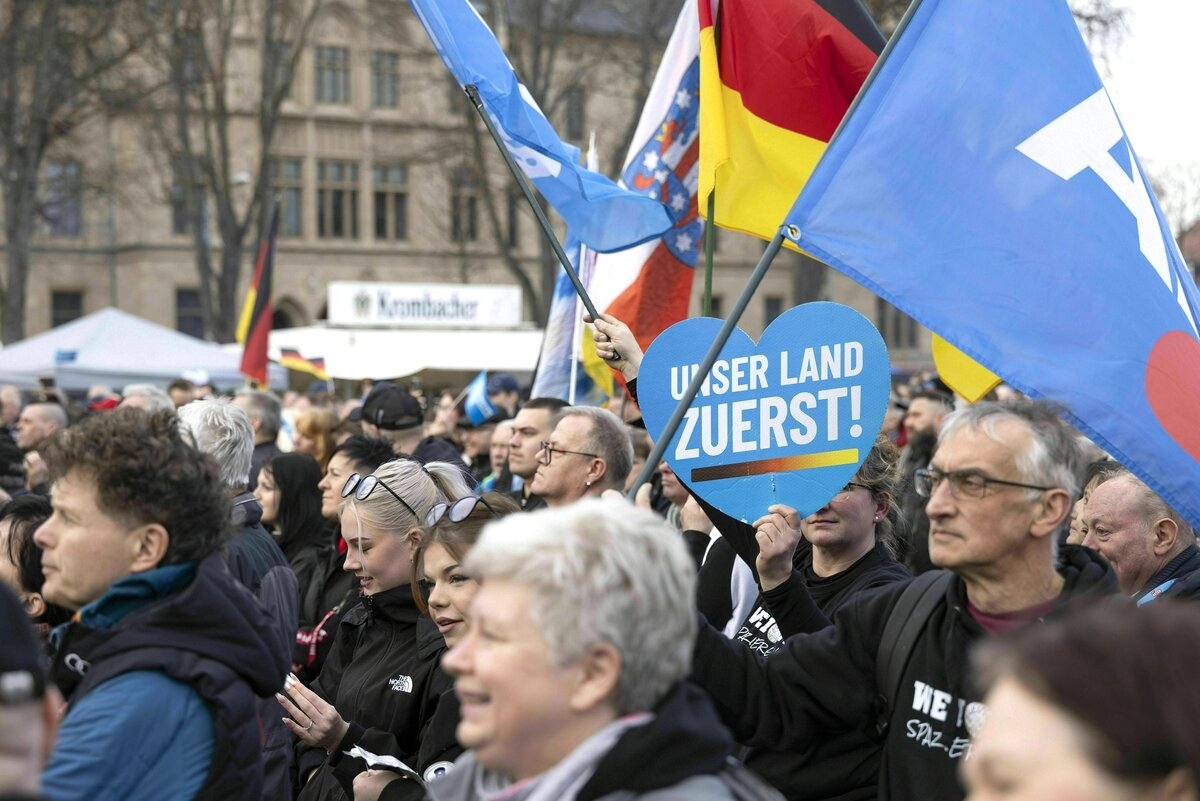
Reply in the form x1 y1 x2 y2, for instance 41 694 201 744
1 313 1199 801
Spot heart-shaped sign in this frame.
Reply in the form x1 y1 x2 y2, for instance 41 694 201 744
639 302 891 523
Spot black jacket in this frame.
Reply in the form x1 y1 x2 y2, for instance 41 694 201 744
1134 543 1200 603
694 484 909 801
691 544 1117 801
296 586 451 801
295 521 358 682
227 493 299 801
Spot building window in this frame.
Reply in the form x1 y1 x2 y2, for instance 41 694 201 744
450 169 478 243
506 189 520 248
370 51 399 108
270 158 304 237
317 160 359 239
764 295 784 326
170 182 210 237
314 45 350 103
876 297 919 349
176 289 205 339
50 291 83 328
42 161 82 236
563 86 586 141
373 165 407 241
268 40 292 100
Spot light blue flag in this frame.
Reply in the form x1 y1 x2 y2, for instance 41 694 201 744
782 0 1200 526
530 235 609 406
464 371 497 426
410 0 673 253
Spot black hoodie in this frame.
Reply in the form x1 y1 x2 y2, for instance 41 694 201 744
691 544 1117 801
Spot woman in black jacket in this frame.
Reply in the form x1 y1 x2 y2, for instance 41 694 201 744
351 490 521 801
278 457 472 801
257 451 327 602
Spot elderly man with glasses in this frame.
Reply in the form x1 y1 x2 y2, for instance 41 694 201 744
688 399 1118 801
529 406 633 509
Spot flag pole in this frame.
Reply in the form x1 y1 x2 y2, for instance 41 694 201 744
465 84 601 321
627 228 786 499
702 5 723 317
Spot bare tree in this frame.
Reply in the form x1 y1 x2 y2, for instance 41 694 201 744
143 0 323 342
439 0 679 324
0 0 152 342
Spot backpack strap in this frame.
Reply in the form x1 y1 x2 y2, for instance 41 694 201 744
874 570 954 739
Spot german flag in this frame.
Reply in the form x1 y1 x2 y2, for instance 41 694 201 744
280 348 330 382
238 200 278 387
699 0 884 242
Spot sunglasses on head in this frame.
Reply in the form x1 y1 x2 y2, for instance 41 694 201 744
341 472 420 520
425 495 500 528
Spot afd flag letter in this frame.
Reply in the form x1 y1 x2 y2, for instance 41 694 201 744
410 0 673 253
782 1 1200 526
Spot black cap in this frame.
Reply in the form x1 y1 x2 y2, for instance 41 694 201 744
0 582 46 704
360 382 424 431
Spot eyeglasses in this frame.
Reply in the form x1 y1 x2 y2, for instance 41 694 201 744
836 481 872 498
341 472 419 519
914 467 1054 500
425 495 500 527
539 441 600 464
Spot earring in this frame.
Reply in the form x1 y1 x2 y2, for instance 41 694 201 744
585 480 593 488
873 515 881 522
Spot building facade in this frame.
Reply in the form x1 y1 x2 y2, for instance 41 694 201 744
5 0 932 374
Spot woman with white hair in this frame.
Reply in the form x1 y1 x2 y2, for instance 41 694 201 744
428 499 783 801
279 457 471 801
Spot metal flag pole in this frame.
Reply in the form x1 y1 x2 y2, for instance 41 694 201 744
465 84 601 321
627 227 786 499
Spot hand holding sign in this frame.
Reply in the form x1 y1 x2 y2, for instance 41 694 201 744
638 303 890 523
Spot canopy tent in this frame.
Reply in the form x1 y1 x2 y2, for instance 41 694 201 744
266 325 544 384
0 308 286 391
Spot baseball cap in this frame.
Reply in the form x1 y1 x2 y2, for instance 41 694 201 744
0 582 46 704
360 382 423 431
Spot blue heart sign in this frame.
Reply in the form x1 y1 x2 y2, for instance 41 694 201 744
638 302 891 523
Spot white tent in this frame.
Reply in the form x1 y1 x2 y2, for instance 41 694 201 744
0 307 286 391
267 325 544 383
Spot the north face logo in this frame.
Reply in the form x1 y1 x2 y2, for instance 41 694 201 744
388 674 413 693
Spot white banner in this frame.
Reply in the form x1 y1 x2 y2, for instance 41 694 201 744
327 282 523 328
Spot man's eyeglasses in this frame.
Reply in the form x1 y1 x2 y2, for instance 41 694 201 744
341 472 419 519
539 441 600 464
425 495 500 527
914 467 1054 500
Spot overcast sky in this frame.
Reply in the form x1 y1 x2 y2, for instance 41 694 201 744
1101 0 1199 168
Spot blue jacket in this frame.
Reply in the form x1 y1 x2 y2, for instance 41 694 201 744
43 555 288 801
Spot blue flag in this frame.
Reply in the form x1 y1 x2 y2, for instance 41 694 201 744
464 371 497 426
530 234 612 406
410 0 673 253
782 0 1200 526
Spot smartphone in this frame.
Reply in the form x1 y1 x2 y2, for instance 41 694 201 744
38 376 56 390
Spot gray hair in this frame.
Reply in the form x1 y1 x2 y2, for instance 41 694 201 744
177 398 254 490
1103 468 1194 544
466 498 697 713
558 406 633 491
939 399 1080 500
346 458 471 534
235 389 282 438
121 384 175 414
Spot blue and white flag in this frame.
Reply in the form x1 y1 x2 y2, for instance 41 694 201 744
464 371 497 426
782 0 1200 526
410 0 673 253
530 233 612 406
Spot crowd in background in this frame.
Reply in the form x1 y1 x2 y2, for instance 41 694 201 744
2 323 1199 801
